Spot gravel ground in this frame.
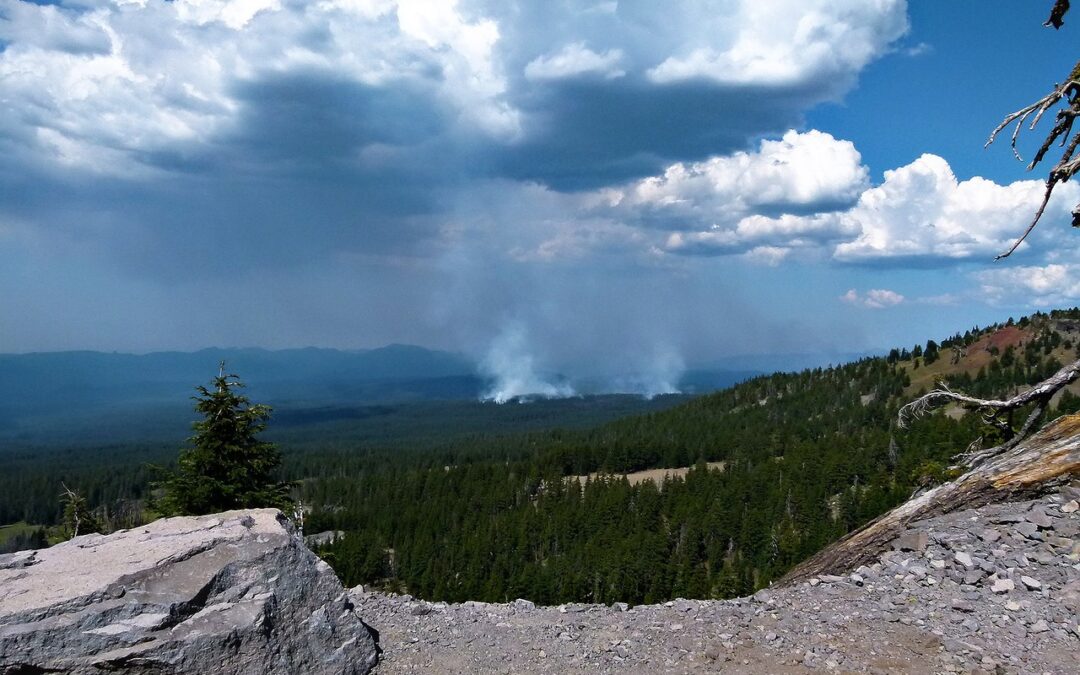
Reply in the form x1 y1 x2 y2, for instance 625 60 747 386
353 488 1080 674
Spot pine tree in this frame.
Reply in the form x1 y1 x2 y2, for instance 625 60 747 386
155 363 293 516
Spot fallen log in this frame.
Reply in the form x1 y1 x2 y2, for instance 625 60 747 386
781 413 1080 584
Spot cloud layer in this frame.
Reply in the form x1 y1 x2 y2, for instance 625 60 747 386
6 1 1078 394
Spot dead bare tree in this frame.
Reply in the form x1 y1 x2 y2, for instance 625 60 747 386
898 359 1080 467
59 483 83 539
987 1 1080 259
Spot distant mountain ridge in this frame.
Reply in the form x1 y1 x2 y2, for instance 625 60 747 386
0 345 760 444
0 345 771 410
0 344 479 410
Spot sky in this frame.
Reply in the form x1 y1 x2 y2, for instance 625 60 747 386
1 0 1079 395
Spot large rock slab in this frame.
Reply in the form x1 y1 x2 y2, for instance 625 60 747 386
0 510 377 674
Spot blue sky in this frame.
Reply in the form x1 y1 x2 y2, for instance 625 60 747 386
1 0 1078 394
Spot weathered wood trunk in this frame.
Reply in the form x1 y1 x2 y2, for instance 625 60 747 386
781 413 1080 585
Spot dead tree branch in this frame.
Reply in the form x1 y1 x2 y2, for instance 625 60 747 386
898 358 1080 467
987 58 1080 259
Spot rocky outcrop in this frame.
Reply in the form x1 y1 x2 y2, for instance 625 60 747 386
0 509 377 675
353 487 1079 674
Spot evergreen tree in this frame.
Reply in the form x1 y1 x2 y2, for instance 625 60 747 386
155 363 293 516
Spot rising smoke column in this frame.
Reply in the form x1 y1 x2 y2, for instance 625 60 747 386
480 323 575 403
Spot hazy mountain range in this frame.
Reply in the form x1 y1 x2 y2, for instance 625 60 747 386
0 345 776 444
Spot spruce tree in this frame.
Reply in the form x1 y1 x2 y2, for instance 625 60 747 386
155 363 292 516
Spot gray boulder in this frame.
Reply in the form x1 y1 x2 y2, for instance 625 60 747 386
0 509 377 674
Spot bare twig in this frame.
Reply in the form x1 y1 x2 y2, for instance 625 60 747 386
995 180 1058 260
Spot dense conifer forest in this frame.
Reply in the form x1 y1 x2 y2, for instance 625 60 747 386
4 309 1080 602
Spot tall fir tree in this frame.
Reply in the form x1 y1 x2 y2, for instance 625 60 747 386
155 363 293 516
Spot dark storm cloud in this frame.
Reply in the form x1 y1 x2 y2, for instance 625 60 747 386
223 73 448 168
497 79 822 190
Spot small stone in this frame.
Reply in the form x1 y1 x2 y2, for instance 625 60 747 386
1015 522 1040 539
612 602 629 612
1026 508 1054 529
954 551 975 569
808 578 821 587
979 529 1001 543
753 589 774 603
991 513 1026 524
1062 500 1079 514
1020 576 1042 590
850 573 864 586
513 598 535 610
951 599 975 613
991 578 1015 594
1029 619 1050 633
1005 601 1021 611
894 531 929 552
931 559 946 569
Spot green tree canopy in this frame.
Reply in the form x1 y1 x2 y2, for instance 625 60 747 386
155 364 293 516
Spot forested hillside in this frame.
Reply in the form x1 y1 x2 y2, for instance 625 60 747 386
4 309 1080 603
314 309 1080 603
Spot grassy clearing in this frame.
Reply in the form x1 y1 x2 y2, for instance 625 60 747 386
572 461 727 487
0 521 40 545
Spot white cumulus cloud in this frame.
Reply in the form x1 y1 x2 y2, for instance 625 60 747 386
644 149 1080 265
612 130 868 227
841 288 905 309
832 154 1080 263
524 42 625 81
975 264 1080 306
646 0 908 87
